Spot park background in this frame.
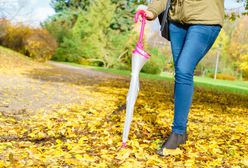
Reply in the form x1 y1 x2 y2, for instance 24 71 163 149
0 0 248 167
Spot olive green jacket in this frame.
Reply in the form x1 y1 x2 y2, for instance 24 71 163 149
147 0 224 27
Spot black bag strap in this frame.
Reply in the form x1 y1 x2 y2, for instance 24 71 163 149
160 0 171 31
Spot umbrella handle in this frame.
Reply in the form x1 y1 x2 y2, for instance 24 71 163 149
133 10 151 59
134 10 147 47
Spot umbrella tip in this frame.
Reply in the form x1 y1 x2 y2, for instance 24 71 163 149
121 142 127 148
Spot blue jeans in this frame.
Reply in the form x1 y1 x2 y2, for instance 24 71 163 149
169 21 221 135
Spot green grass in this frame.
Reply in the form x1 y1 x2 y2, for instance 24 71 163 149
57 61 248 95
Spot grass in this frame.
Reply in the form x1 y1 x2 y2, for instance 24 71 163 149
57 61 248 96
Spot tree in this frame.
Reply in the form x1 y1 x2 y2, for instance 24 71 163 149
42 10 78 44
54 0 117 67
110 0 136 32
240 53 248 72
0 0 33 22
236 0 248 10
227 16 248 78
212 29 230 69
47 0 138 69
51 0 90 12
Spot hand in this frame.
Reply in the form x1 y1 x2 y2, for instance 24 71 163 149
137 10 154 21
144 10 155 20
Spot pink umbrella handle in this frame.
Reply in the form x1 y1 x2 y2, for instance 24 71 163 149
132 10 151 59
134 10 147 47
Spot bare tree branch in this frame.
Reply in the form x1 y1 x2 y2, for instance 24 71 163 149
0 0 34 22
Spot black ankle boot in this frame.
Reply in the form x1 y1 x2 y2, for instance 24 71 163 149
157 131 188 156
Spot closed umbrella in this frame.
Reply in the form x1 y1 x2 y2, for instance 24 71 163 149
121 10 151 148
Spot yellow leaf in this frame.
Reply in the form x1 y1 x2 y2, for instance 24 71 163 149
56 139 62 144
75 154 83 159
83 154 95 161
116 148 132 160
162 148 183 156
78 136 88 144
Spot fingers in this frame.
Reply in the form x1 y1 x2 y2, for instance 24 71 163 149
144 10 154 20
136 10 154 21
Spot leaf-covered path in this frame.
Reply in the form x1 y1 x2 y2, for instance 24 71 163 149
0 61 126 113
0 60 248 167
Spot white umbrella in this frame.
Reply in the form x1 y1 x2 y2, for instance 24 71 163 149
121 10 151 148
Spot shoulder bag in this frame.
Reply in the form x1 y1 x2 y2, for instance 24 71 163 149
158 0 171 41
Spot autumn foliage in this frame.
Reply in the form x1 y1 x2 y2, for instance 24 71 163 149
0 57 247 167
0 19 57 62
208 73 236 81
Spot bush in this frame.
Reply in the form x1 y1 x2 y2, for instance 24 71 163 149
141 48 165 74
113 62 131 70
141 60 161 74
23 29 57 62
0 19 9 43
0 19 31 51
0 19 57 62
53 34 83 63
208 73 236 81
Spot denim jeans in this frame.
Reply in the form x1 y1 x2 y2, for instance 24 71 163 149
169 21 221 135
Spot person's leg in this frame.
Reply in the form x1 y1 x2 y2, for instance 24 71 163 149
172 24 221 135
168 21 188 127
169 21 188 65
